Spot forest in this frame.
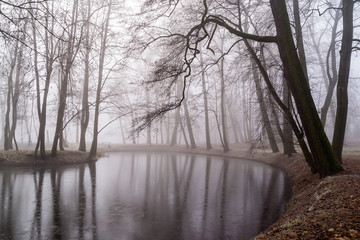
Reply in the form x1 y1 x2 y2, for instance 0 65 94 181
0 0 359 177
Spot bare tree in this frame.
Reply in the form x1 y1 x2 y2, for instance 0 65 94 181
138 0 343 176
79 0 92 152
52 0 80 157
89 0 112 159
332 0 356 162
199 50 212 149
33 1 59 159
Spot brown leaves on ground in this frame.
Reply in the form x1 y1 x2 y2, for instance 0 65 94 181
255 154 360 240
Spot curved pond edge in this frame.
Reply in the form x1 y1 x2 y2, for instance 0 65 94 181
98 144 294 239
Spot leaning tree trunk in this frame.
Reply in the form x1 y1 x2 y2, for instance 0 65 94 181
252 63 279 153
270 0 342 177
282 79 297 156
293 0 309 82
239 15 312 168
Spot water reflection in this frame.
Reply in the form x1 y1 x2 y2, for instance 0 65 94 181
0 152 290 240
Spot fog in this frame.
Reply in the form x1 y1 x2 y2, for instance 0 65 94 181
0 0 359 156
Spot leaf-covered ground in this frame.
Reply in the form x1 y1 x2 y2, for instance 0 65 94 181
254 154 360 240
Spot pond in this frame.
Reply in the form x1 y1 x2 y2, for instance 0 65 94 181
0 152 291 240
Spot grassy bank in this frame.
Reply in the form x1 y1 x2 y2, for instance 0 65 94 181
0 150 94 166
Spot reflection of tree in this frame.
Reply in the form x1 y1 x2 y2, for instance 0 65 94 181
51 169 62 240
171 154 180 233
143 153 151 218
88 162 98 240
30 169 45 240
130 153 135 186
77 165 86 239
178 155 195 238
182 155 195 205
201 157 212 239
0 171 14 239
0 154 292 239
219 159 228 239
259 170 278 231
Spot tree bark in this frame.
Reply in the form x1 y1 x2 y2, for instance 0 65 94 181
10 29 25 151
179 113 189 148
4 40 18 150
282 79 297 156
252 62 279 153
200 50 212 149
320 4 341 127
34 1 56 159
183 100 196 149
79 0 91 152
170 108 180 146
89 1 112 159
270 0 342 176
293 0 309 82
332 0 354 163
220 58 229 152
52 0 79 157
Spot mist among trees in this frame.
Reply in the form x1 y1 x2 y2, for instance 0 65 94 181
0 0 359 177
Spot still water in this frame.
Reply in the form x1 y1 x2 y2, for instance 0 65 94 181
0 152 291 240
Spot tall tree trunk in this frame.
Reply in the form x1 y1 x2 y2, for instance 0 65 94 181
282 79 297 156
293 0 308 82
269 95 286 148
226 99 240 143
52 0 79 157
241 80 250 142
4 41 18 150
79 0 91 152
170 79 184 146
183 100 196 149
220 58 229 152
320 4 341 127
179 114 189 148
146 89 151 145
89 1 112 159
199 50 212 149
34 1 56 159
332 0 354 163
240 8 306 162
170 108 180 146
270 0 342 176
252 64 279 153
237 7 282 154
10 29 25 151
